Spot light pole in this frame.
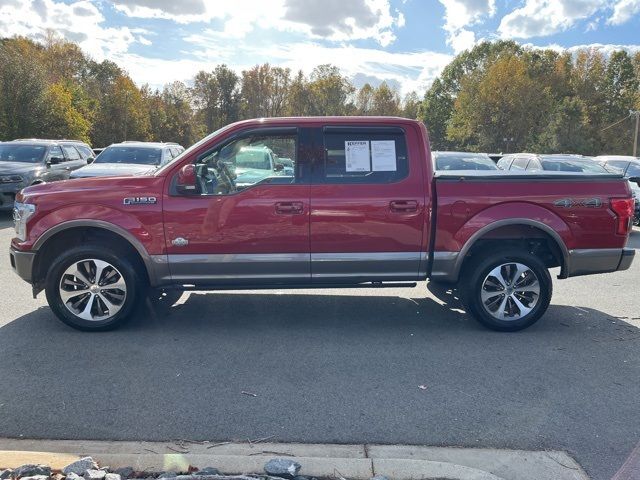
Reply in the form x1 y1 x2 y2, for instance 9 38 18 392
631 110 640 157
503 137 514 153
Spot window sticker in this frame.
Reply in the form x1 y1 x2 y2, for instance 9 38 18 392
371 140 397 171
345 140 370 172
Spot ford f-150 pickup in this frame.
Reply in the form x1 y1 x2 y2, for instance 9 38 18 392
9 117 636 331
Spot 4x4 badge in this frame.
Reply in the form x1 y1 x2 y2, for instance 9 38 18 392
553 197 602 208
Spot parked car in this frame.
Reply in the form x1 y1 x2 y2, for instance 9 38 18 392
433 151 498 171
10 117 634 332
70 142 184 179
497 153 609 173
0 139 90 211
222 145 290 189
597 156 640 225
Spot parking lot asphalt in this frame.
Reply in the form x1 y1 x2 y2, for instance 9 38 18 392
0 211 639 480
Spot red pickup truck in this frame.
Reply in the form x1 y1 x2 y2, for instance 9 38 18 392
9 117 635 332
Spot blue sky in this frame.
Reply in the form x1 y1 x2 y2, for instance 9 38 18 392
1 0 639 95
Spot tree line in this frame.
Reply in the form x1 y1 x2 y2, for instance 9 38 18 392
1 35 639 155
420 40 640 155
0 35 419 148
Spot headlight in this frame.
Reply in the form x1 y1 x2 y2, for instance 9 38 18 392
0 175 24 184
13 202 36 241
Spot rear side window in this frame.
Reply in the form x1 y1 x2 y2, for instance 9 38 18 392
61 145 81 161
496 156 513 170
526 158 542 171
320 128 408 184
75 145 94 160
510 156 530 170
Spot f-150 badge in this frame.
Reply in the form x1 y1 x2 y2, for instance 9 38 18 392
553 197 602 208
123 196 157 205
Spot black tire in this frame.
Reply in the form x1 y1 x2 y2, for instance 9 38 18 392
462 249 552 332
45 245 144 331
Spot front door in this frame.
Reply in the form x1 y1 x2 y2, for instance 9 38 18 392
309 125 427 283
162 127 311 286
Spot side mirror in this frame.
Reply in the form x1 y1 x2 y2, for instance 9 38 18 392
274 163 284 172
176 164 198 194
629 176 640 187
47 156 63 166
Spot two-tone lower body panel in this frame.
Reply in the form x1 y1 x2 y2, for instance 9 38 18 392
159 251 426 286
430 248 635 283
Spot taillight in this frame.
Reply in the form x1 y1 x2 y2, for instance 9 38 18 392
610 197 634 235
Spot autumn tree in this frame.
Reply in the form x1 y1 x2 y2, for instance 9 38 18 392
370 82 400 116
307 64 355 115
447 55 551 152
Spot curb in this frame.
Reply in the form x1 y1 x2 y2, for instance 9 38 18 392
0 439 589 480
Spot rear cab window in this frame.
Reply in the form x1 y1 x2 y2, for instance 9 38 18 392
317 127 408 184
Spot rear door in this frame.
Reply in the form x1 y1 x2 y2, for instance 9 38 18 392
309 125 427 283
61 144 87 173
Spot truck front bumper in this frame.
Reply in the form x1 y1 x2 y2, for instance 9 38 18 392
566 248 635 277
10 247 35 283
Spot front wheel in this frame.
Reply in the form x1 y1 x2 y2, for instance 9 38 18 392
45 246 143 331
463 249 552 332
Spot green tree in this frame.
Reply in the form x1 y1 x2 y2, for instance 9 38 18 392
447 55 551 152
41 82 91 142
401 91 420 120
355 83 374 115
0 37 48 140
307 64 355 115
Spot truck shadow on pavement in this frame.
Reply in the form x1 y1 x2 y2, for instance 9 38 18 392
0 291 639 480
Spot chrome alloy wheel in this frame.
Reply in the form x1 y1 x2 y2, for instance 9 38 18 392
480 262 540 321
59 259 127 321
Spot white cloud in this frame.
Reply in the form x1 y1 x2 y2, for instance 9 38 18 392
112 38 452 96
109 0 404 46
438 0 496 53
608 0 640 24
498 0 607 39
0 0 147 59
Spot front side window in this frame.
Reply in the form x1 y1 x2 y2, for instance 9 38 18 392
320 129 408 184
194 133 297 195
48 146 64 161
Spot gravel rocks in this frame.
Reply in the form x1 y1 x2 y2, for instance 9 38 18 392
19 476 49 480
263 460 301 479
63 458 98 476
14 465 51 478
157 473 177 479
370 476 390 480
0 470 13 480
112 468 134 479
104 474 121 480
194 469 220 477
84 470 106 480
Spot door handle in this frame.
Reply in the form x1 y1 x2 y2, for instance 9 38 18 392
390 200 418 213
275 201 304 214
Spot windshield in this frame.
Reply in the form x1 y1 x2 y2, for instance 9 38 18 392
435 153 497 171
95 146 162 165
541 159 608 173
234 148 271 170
0 144 47 163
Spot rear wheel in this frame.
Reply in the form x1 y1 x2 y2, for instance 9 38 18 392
463 249 552 331
45 245 143 331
